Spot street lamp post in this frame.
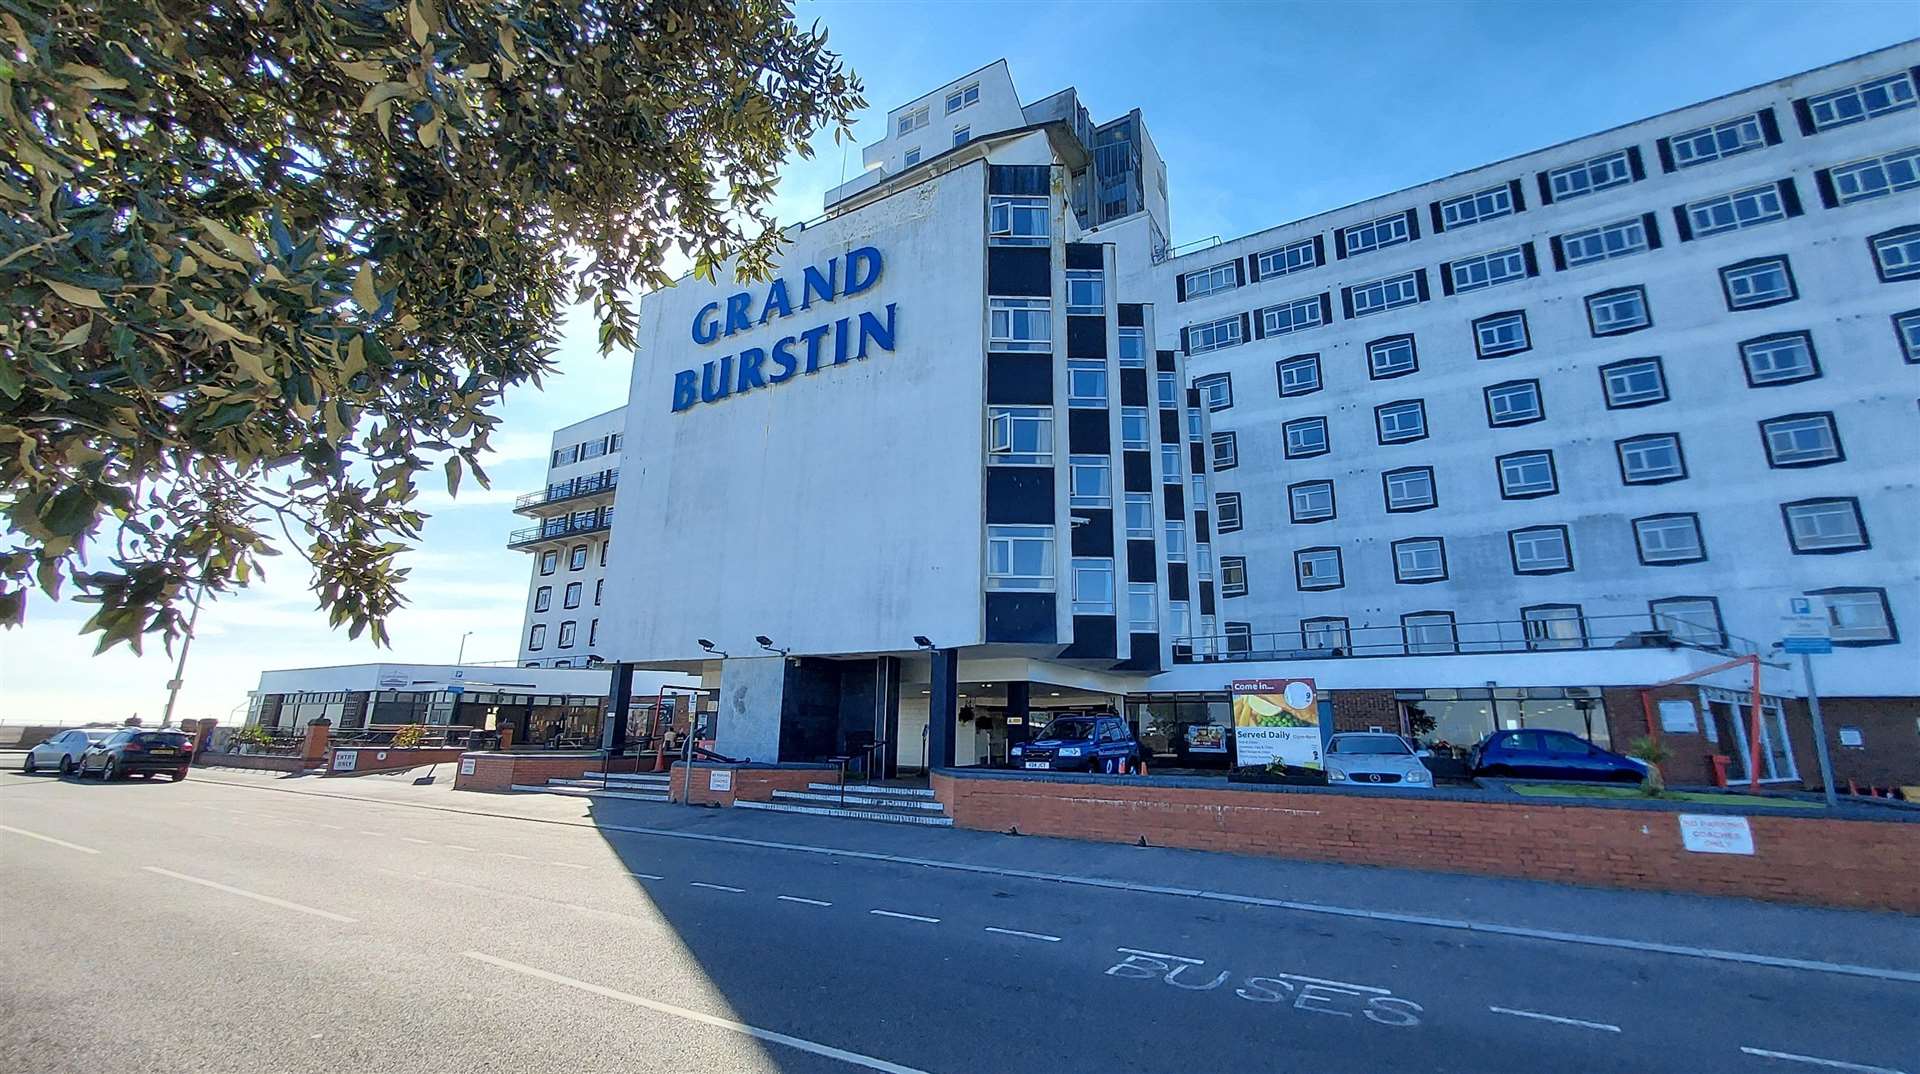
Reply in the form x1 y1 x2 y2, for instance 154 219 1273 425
159 581 208 729
455 631 475 666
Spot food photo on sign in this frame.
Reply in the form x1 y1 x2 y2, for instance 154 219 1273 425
1231 679 1324 774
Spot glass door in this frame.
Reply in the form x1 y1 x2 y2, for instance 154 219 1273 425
1703 689 1797 782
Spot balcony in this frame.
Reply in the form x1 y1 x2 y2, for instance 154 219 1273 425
508 507 612 550
1173 613 1755 665
514 469 618 515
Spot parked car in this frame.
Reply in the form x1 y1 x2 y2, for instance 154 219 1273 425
1469 729 1647 783
22 728 116 776
1010 714 1141 774
76 729 195 782
1323 733 1433 788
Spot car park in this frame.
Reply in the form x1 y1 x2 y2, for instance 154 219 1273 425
1010 714 1142 774
1469 729 1647 783
21 728 116 776
1323 732 1433 788
76 729 195 782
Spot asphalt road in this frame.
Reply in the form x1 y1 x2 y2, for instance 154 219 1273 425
1 767 1916 1074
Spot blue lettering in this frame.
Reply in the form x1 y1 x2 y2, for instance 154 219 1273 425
799 323 831 374
769 336 799 383
759 279 793 324
724 292 753 336
844 246 883 296
735 347 768 393
856 303 897 359
700 356 734 403
671 369 700 411
691 302 722 345
832 317 852 365
801 260 837 310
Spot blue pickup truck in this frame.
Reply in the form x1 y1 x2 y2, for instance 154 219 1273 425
1009 714 1142 774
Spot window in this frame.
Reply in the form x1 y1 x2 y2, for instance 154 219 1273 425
1545 149 1635 201
1600 357 1668 409
1651 597 1725 648
1164 520 1187 562
1402 612 1457 654
1224 621 1253 654
1760 413 1842 467
528 624 547 650
1347 271 1424 317
539 550 558 576
903 147 921 167
1255 238 1320 280
989 196 1049 247
1720 257 1797 310
589 619 600 646
1121 407 1149 450
557 621 576 648
563 581 582 609
1783 498 1867 554
1340 210 1413 256
1522 605 1587 651
1276 353 1322 396
1392 537 1447 583
1071 557 1115 614
1289 480 1335 523
1814 588 1896 644
1498 450 1558 499
1684 183 1790 238
1447 245 1530 293
1633 514 1706 565
1125 492 1154 538
1828 146 1920 204
1194 373 1232 411
600 541 609 567
1439 183 1517 229
1283 416 1329 458
579 439 606 461
1065 270 1105 316
945 82 979 113
987 525 1055 590
1295 547 1343 590
1870 225 1920 281
1187 315 1243 355
1210 432 1238 471
1510 526 1573 574
1473 311 1530 358
951 126 970 147
1259 295 1326 336
1127 583 1158 633
1069 455 1111 508
552 445 579 467
1374 399 1427 444
1156 371 1178 408
1559 216 1653 267
1616 434 1687 484
1117 326 1147 368
1186 406 1205 442
595 579 603 605
1302 617 1350 652
1067 360 1108 407
1182 261 1239 300
1666 112 1768 169
1219 557 1248 598
1586 286 1651 336
989 297 1051 351
1383 466 1436 512
1214 492 1242 533
1190 474 1208 514
988 405 1052 465
1803 71 1917 132
1739 332 1820 387
1366 334 1418 379
896 105 928 135
569 544 588 570
1895 309 1920 363
1167 601 1191 644
1159 442 1183 480
1485 380 1544 427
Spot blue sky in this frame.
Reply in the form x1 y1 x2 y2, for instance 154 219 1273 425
8 2 1908 725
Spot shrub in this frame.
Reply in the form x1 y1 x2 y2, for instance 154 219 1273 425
390 724 425 749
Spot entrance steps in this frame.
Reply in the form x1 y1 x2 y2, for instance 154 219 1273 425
735 782 952 827
511 770 671 803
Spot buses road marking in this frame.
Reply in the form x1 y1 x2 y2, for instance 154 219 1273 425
0 824 100 855
142 866 356 923
1489 1006 1621 1032
1740 1047 1911 1073
1105 950 1424 1027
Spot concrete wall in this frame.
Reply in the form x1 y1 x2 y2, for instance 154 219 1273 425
716 656 786 763
517 406 626 667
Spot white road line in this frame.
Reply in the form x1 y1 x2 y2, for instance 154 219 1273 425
1117 946 1204 965
691 882 745 893
0 824 101 855
314 823 345 831
495 852 533 861
549 861 590 870
463 951 930 1074
628 871 665 881
1488 1006 1621 1033
1740 1047 1911 1073
870 909 940 923
984 926 1060 942
358 830 388 838
401 836 435 846
778 895 832 907
142 866 356 923
443 844 480 852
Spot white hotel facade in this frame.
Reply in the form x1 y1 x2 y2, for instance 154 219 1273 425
523 46 1919 787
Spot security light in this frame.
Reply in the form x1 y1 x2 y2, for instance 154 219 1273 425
697 639 728 658
756 635 789 656
913 635 935 649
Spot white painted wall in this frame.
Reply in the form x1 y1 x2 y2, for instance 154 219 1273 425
827 62 1025 207
715 655 785 762
517 406 626 667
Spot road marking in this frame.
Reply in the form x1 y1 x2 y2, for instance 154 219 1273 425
358 830 388 838
1274 972 1390 996
778 895 832 907
691 882 745 893
870 909 940 923
1740 1047 1910 1073
401 836 434 846
1489 1006 1620 1033
549 861 590 870
0 824 101 855
495 852 532 861
314 823 345 831
463 951 930 1074
984 926 1060 942
443 844 480 852
142 866 356 923
1118 946 1204 964
628 871 665 881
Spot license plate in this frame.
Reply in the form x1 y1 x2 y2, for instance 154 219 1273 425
149 749 177 756
1023 761 1050 770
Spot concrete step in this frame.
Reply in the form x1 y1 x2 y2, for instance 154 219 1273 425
510 783 668 803
553 775 670 790
735 800 953 826
581 771 671 784
805 782 935 798
771 789 947 811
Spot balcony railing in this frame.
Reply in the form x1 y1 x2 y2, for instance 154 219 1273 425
515 469 619 513
1172 613 1758 665
508 507 613 549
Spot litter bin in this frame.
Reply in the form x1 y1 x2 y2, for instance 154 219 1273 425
1708 753 1731 787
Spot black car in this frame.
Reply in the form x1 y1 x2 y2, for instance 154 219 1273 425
76 729 194 782
1469 729 1647 783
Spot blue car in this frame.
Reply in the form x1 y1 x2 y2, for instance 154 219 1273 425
1469 729 1648 783
1010 714 1141 774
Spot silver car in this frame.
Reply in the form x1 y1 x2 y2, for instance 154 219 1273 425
23 729 116 777
1324 733 1433 788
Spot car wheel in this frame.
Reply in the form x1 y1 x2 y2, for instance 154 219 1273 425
58 756 74 777
171 769 187 782
1482 764 1513 779
102 757 118 782
21 753 35 773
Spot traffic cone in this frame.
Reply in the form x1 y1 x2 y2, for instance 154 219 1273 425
653 746 668 773
1138 758 1149 777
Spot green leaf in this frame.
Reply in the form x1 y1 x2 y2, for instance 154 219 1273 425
443 456 461 498
41 487 97 537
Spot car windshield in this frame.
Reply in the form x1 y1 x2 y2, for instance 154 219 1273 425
1330 735 1411 755
1038 718 1095 741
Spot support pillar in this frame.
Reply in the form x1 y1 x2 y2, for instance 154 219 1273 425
1005 682 1031 748
927 648 959 769
877 656 902 779
603 662 635 758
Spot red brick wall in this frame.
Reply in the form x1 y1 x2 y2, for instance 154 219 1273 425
1329 690 1402 734
453 753 602 792
930 773 1920 913
670 765 838 806
201 753 307 772
1791 697 1920 791
323 746 466 776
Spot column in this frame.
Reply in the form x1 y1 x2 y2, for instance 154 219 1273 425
603 662 635 757
927 648 959 769
1005 681 1031 748
877 656 902 779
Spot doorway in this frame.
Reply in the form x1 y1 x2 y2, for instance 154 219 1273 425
1702 688 1797 783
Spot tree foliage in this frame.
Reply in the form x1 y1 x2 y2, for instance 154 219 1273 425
1 0 862 651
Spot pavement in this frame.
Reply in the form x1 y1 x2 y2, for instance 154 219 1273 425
1 764 1916 1074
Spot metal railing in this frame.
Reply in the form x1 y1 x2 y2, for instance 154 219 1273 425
514 470 619 512
1172 613 1757 665
507 507 612 548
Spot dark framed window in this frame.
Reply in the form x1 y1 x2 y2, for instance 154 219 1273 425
533 586 552 612
1301 617 1350 653
1868 224 1920 282
1585 286 1651 336
1632 513 1706 565
1615 433 1688 484
558 621 577 648
1210 431 1238 471
1521 604 1588 650
1374 399 1428 444
1496 450 1558 499
1219 556 1249 598
1509 525 1574 575
1214 492 1243 533
569 544 589 570
1402 611 1458 654
1366 334 1419 380
1382 466 1437 512
1283 416 1330 459
1484 379 1544 427
1739 332 1820 387
539 550 558 576
1391 537 1448 584
1759 412 1843 468
1599 356 1668 409
1195 372 1233 411
1224 622 1254 654
1650 597 1726 648
1781 497 1868 554
563 581 582 609
1719 256 1798 310
528 624 547 650
1288 480 1336 523
1895 309 1920 363
1294 546 1343 591
1276 353 1323 397
1472 310 1531 358
1809 586 1898 646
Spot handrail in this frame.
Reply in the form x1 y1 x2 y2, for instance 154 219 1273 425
507 508 612 548
1171 612 1758 666
514 469 619 511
